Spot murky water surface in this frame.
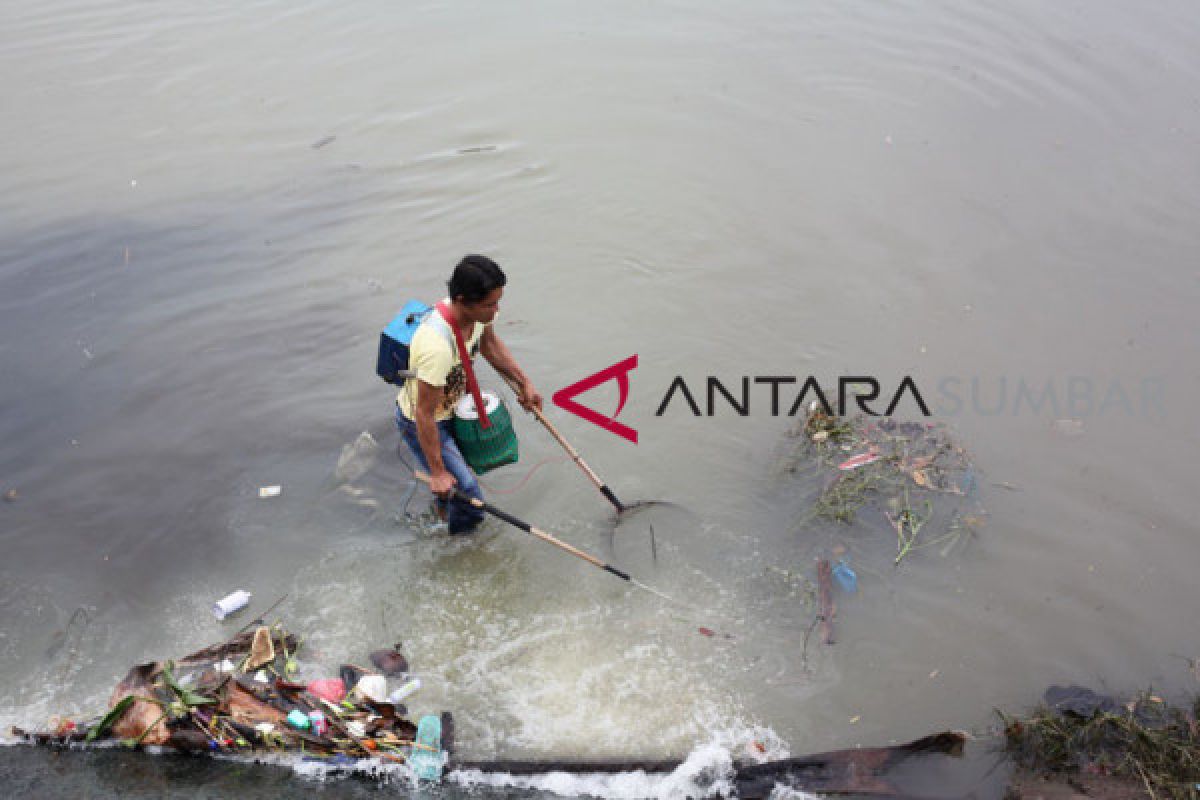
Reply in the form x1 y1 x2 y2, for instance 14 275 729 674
2 0 1199 796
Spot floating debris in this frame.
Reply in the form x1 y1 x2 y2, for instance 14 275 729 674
782 405 985 564
12 623 447 772
370 643 409 676
887 490 932 565
816 559 835 645
838 450 881 471
831 559 857 593
1001 686 1200 799
212 590 252 621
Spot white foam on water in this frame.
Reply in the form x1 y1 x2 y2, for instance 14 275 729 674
450 741 735 800
766 786 822 800
448 722 807 800
258 751 416 786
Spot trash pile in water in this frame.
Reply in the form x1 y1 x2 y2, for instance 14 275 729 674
778 404 987 565
9 614 977 796
11 623 450 780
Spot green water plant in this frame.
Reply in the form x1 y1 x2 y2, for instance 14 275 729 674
1000 691 1200 799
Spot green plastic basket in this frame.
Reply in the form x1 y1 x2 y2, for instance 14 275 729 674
452 393 519 474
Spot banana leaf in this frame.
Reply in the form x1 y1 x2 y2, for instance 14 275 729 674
162 661 216 708
85 695 135 742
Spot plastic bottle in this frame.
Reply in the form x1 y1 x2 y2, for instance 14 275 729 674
832 559 858 593
287 709 311 731
212 590 252 620
388 677 422 704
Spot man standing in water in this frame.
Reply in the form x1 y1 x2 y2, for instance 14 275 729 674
396 255 543 533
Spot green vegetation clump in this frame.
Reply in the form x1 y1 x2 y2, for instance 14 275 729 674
1000 691 1200 799
778 406 985 563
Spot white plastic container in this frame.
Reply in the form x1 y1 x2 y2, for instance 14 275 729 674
453 391 500 420
212 590 252 620
354 674 387 703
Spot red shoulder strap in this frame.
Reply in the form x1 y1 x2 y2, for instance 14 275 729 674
436 302 492 429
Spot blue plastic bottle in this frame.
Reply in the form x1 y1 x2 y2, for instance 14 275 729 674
832 559 858 593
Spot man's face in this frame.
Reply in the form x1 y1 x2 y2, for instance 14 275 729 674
464 287 503 324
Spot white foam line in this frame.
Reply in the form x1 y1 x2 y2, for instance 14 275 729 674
448 739 766 800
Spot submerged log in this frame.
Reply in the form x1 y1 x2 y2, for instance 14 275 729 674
1007 772 1149 800
735 731 966 797
451 732 967 797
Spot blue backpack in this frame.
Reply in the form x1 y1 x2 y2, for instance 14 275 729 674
376 300 432 384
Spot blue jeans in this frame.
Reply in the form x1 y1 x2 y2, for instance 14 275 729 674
396 408 485 534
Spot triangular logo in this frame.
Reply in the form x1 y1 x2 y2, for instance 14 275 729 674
552 355 638 443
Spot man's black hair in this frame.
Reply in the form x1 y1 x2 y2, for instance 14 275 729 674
447 254 507 304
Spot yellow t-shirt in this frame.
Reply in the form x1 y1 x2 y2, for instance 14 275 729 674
397 301 486 422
